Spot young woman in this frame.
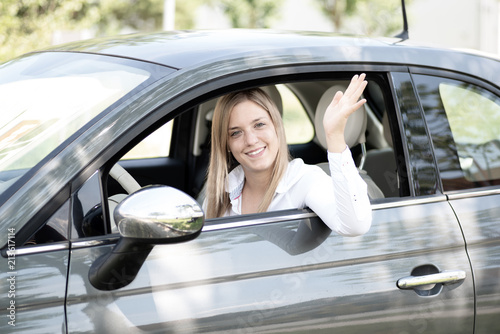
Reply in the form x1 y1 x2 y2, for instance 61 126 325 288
204 74 372 237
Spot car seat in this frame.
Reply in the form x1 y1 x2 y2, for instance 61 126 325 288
363 111 399 197
314 85 385 200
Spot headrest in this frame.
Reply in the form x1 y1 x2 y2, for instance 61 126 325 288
314 84 367 149
261 85 283 116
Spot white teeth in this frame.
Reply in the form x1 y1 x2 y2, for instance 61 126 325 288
247 148 264 156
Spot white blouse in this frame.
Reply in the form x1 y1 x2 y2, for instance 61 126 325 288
223 147 372 237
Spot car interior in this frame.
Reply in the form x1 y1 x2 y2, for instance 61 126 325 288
108 75 405 223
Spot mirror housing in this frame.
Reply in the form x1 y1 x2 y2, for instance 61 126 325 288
89 186 204 290
115 185 204 241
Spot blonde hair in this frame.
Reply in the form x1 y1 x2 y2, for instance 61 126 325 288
205 88 290 218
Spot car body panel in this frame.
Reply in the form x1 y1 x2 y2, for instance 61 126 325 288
0 247 69 333
64 201 473 333
448 193 500 333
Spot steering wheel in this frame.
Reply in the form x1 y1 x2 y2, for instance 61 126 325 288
108 164 142 231
109 163 141 194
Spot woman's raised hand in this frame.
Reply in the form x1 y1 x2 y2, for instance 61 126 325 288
322 73 368 153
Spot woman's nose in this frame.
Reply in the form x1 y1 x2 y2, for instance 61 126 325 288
244 130 258 145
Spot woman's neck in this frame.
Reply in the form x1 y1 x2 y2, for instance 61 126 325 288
240 169 272 214
243 166 273 191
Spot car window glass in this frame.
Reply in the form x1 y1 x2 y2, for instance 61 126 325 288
71 171 106 239
0 52 151 192
23 199 70 246
121 120 173 160
277 84 314 144
440 83 500 144
440 83 500 183
415 74 500 190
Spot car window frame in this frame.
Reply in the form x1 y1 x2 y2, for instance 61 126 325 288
3 63 420 251
14 64 464 256
97 65 421 235
389 71 441 197
409 66 500 196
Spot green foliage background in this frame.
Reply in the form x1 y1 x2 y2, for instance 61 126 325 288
315 0 407 36
0 0 406 63
0 0 201 63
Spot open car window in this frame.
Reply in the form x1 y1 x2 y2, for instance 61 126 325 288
101 75 401 235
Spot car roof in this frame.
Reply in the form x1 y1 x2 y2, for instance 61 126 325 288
38 29 500 87
47 30 389 68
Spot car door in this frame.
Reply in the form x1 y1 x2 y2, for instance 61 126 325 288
66 205 471 333
0 200 71 333
413 71 500 333
63 69 474 333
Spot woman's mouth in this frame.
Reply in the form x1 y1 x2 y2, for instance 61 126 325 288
246 147 265 157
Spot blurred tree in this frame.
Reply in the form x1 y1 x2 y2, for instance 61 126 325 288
0 0 202 63
0 0 96 62
176 0 204 30
94 0 163 35
315 0 410 36
216 0 284 28
94 0 203 34
315 0 358 31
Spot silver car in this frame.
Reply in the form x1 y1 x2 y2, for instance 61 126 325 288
1 30 499 333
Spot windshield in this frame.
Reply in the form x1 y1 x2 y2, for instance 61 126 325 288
0 52 151 195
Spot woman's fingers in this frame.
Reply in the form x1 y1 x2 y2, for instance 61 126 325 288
332 90 343 105
323 73 368 131
337 73 367 116
343 73 367 104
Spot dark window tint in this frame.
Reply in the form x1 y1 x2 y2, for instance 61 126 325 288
71 171 105 238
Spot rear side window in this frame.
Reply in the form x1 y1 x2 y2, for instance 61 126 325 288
415 74 500 191
277 84 314 144
121 121 173 160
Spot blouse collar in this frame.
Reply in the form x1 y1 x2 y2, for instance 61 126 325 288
225 158 306 201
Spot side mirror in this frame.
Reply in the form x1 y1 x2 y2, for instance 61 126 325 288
89 186 204 290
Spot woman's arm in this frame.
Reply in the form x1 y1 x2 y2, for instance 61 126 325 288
302 149 372 237
304 74 372 235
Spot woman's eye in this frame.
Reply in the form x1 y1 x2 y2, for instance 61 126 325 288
230 130 241 137
255 122 265 128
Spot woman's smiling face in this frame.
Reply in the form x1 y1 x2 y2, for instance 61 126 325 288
227 99 279 177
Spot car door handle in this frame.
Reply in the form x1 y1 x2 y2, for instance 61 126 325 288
397 270 466 289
